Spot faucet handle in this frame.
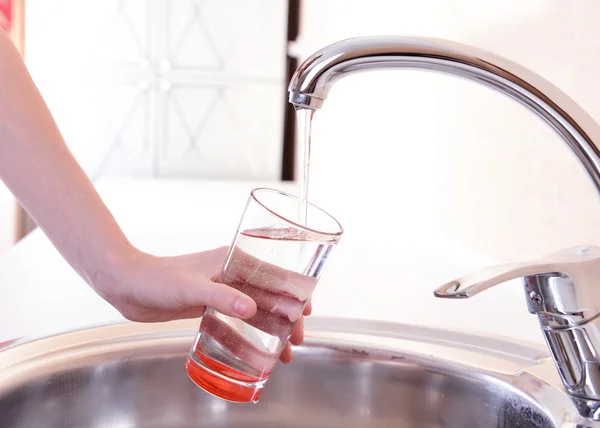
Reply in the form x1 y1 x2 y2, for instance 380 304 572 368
434 245 600 327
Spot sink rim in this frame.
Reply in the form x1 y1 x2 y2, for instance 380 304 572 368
0 316 558 399
0 316 550 369
0 316 591 427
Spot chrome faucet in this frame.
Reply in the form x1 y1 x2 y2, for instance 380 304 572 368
288 36 600 411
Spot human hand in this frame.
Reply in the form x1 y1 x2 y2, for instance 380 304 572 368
281 299 312 363
92 246 310 363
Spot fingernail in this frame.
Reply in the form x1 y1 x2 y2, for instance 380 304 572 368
233 298 255 317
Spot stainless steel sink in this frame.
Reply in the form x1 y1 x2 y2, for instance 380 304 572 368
0 318 594 427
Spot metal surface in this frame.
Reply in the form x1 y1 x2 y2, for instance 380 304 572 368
436 245 600 408
287 36 600 409
0 317 593 427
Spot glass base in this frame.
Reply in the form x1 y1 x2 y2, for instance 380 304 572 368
185 352 267 404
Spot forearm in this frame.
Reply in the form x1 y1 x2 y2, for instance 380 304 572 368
0 30 132 283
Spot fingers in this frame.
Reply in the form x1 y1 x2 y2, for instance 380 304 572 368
226 279 305 322
172 307 207 320
226 246 318 301
289 316 304 346
279 343 293 364
201 314 279 369
303 299 312 316
280 317 305 364
176 280 257 319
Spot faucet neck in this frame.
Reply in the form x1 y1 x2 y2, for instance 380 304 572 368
290 35 600 411
288 36 600 194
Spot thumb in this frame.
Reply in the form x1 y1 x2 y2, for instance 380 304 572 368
180 280 257 319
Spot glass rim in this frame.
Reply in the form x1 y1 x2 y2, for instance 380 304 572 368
250 187 344 237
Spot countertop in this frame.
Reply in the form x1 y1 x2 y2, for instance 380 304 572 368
0 178 545 346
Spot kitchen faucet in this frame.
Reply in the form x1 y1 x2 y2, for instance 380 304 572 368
288 36 600 416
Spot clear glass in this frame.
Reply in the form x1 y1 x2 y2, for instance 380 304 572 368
185 188 343 403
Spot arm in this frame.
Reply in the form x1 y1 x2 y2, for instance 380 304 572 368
0 30 307 362
0 30 134 288
0 30 255 321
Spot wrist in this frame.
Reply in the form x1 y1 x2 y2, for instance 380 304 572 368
81 235 140 299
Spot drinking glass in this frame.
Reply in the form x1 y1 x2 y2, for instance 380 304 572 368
185 188 343 403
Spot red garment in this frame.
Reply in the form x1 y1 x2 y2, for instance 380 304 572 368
0 0 12 32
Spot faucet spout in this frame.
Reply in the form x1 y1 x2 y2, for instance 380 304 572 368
288 35 600 412
288 36 600 192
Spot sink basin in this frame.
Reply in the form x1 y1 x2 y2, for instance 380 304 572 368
0 318 593 427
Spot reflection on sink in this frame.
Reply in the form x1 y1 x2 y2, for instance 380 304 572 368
0 318 593 427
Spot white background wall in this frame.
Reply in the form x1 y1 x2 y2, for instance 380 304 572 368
1 1 600 265
297 0 600 262
22 0 288 180
0 0 289 255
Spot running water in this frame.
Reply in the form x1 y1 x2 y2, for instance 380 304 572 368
296 109 315 226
